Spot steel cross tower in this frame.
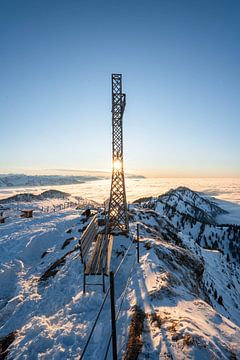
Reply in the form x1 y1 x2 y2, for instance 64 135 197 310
108 74 129 234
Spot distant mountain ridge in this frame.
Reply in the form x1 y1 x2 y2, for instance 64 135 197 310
0 190 70 204
0 173 145 188
0 174 102 188
157 186 227 225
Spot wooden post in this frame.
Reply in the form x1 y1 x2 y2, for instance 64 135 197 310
137 223 140 263
110 271 117 360
83 272 86 294
102 272 105 293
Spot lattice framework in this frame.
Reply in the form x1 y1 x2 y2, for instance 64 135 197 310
108 74 129 234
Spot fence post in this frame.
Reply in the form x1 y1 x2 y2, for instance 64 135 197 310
110 271 117 360
137 223 140 263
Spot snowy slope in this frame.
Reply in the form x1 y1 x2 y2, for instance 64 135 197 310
156 186 226 224
124 237 240 359
136 187 240 263
0 188 240 359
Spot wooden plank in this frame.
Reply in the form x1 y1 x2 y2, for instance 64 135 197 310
100 234 108 274
80 215 98 260
81 225 98 258
96 234 109 274
105 235 113 275
85 234 102 274
85 233 113 276
89 233 105 275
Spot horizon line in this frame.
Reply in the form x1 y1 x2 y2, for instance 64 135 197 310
0 169 239 179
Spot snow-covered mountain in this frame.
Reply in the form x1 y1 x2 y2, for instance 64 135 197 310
0 174 102 188
0 187 239 359
131 187 240 323
0 190 71 204
134 187 240 263
134 186 227 224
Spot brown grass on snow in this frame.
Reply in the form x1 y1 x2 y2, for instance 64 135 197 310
39 247 78 282
0 331 16 360
124 305 145 360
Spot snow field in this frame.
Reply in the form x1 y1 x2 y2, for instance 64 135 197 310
1 188 240 359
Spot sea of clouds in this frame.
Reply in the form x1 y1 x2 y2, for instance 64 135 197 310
0 177 239 205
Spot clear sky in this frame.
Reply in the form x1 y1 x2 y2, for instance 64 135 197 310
1 0 239 177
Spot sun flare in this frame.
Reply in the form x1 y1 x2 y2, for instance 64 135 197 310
113 159 122 171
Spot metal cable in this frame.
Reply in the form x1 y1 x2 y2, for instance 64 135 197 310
114 233 135 277
79 286 110 360
116 257 136 321
104 250 137 359
80 230 137 359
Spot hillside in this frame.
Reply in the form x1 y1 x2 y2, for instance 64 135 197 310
0 190 71 205
0 187 239 359
135 187 240 263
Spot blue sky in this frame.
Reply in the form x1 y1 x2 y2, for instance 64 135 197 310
1 0 239 177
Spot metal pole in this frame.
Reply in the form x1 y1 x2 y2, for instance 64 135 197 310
102 272 105 293
83 263 86 294
137 223 140 263
110 271 117 360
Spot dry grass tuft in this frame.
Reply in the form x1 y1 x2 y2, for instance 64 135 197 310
39 247 77 282
0 331 16 359
41 250 49 258
39 256 66 281
144 242 152 250
61 237 75 249
147 312 162 328
182 334 193 346
124 305 146 360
